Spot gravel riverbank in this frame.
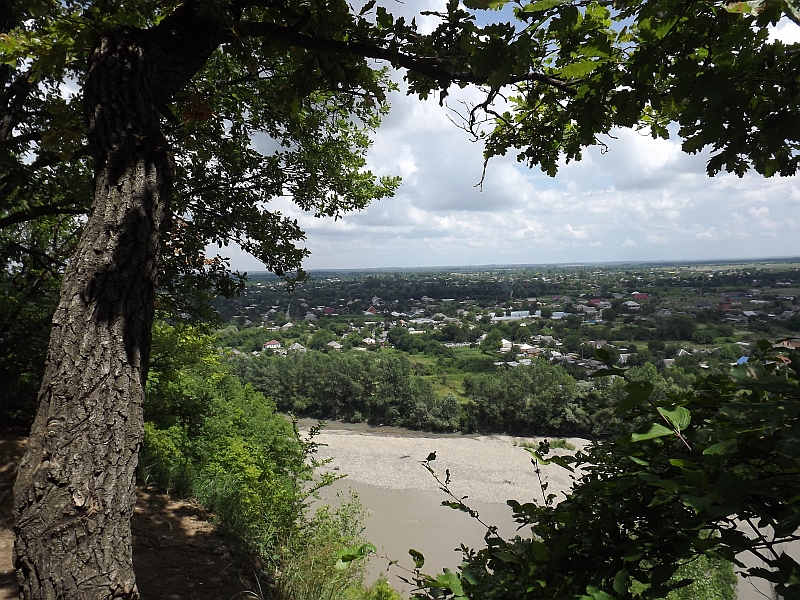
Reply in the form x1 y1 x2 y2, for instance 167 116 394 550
306 424 585 505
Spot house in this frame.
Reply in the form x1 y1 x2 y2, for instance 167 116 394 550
725 315 748 324
492 310 531 322
656 308 672 317
364 306 378 316
304 312 317 321
327 341 343 350
777 339 800 350
632 293 649 301
583 307 599 318
280 322 293 330
597 301 612 309
288 342 306 353
362 337 376 345
263 340 281 350
624 301 641 311
780 310 795 320
500 339 514 352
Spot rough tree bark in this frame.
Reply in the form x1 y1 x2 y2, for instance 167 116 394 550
12 10 222 599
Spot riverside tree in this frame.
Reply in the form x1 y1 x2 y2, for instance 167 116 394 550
2 0 800 597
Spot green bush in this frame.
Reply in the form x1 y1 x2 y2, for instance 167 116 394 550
345 575 404 600
273 492 371 600
141 321 374 599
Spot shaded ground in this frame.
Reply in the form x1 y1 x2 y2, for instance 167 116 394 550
0 430 252 600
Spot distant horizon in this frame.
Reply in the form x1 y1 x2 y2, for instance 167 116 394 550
235 255 800 276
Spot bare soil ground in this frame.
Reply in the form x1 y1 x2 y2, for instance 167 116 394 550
0 430 252 600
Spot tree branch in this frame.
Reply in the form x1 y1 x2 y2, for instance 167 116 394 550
1 69 37 142
0 203 87 230
233 21 576 95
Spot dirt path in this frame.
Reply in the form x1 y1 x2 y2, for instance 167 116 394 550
0 431 251 600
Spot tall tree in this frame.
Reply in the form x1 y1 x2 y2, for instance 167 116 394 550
2 0 800 597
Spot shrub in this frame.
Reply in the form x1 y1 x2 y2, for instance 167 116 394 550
142 322 374 599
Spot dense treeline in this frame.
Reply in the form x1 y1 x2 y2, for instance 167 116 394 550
230 350 696 437
231 351 462 431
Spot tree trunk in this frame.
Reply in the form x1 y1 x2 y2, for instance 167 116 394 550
12 6 223 594
11 26 171 599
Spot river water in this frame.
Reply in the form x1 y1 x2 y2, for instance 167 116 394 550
303 421 784 599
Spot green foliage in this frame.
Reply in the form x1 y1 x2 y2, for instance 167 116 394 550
656 315 697 342
143 322 307 549
463 359 601 434
272 492 373 600
514 438 576 451
409 343 800 599
0 215 79 424
142 322 372 597
549 438 576 451
346 575 404 600
231 350 463 431
1 0 400 311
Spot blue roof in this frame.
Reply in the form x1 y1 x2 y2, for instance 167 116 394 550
735 356 749 365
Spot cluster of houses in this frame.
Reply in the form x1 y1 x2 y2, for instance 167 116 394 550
696 291 800 324
259 340 306 355
229 283 800 362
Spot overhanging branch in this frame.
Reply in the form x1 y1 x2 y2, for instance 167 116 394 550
0 203 87 229
233 21 576 95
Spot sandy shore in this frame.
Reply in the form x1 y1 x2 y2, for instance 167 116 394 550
304 422 585 505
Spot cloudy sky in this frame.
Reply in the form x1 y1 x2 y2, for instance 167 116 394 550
219 3 800 272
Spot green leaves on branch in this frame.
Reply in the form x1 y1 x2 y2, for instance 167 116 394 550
335 542 376 570
413 342 800 600
630 422 674 442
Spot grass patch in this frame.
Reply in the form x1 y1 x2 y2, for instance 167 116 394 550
514 438 576 451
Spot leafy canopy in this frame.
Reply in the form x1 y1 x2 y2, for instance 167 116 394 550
2 0 800 299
